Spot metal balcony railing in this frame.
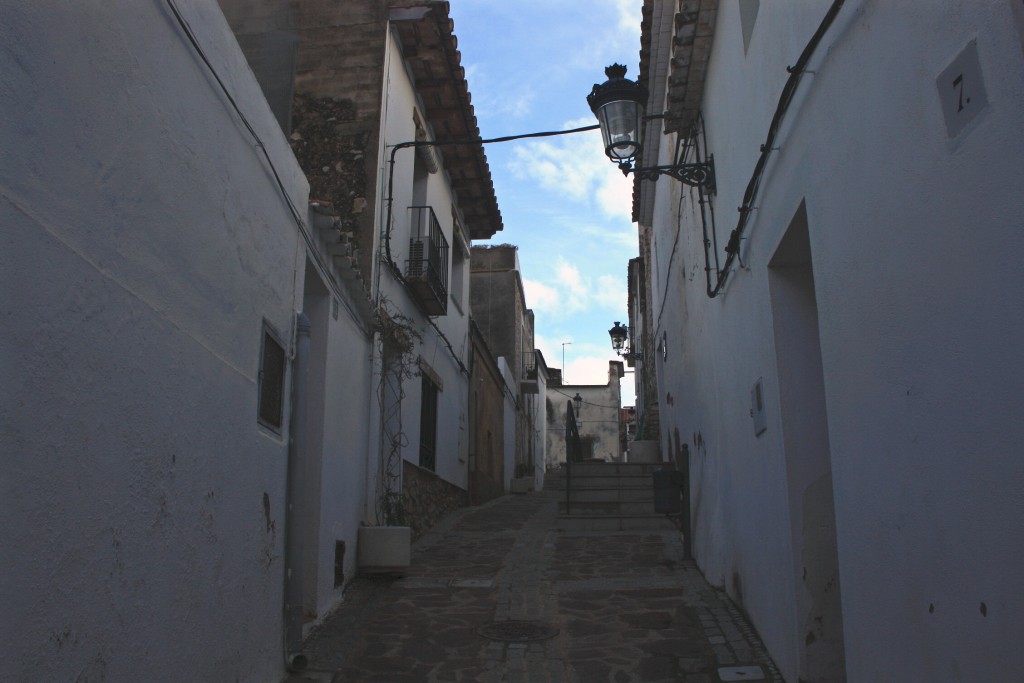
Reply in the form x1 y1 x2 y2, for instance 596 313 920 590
405 206 449 316
523 350 537 380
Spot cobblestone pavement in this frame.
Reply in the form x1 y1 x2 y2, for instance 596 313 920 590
292 490 782 683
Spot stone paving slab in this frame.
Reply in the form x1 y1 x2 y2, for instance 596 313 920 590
292 491 782 683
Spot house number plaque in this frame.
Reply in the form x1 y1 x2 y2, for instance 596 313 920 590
936 39 989 140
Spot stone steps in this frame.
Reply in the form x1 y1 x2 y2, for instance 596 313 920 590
556 513 676 532
558 500 658 515
562 487 653 503
554 461 676 531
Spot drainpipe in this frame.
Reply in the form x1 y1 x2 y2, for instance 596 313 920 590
284 312 310 672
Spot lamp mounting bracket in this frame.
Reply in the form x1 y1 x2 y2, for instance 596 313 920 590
619 156 716 194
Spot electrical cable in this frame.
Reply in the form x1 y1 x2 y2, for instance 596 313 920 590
382 124 599 271
708 0 846 298
653 166 689 340
380 124 601 379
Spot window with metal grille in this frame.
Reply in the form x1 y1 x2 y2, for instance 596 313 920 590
419 375 439 471
257 323 286 432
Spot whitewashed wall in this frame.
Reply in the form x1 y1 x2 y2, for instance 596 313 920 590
376 30 473 490
305 262 375 619
649 1 1024 680
546 367 623 465
0 1 310 680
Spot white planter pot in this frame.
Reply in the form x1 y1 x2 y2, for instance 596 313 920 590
357 526 411 571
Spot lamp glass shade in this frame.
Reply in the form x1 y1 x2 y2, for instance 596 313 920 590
597 99 644 163
588 65 648 165
608 321 628 353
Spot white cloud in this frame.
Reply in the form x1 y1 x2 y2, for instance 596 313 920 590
523 258 588 315
564 354 615 388
614 0 642 36
507 122 634 222
594 274 628 311
533 344 635 407
577 223 637 250
523 257 629 317
522 278 558 314
555 260 588 304
597 169 634 222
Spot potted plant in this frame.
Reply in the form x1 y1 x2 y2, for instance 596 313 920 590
357 492 411 571
358 308 418 573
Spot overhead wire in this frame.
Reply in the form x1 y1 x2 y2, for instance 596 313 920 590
380 124 601 378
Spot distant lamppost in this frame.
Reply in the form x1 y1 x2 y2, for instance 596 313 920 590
609 321 643 362
561 341 572 383
573 393 583 415
588 64 716 191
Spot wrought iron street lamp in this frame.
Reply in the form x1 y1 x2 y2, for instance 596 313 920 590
588 64 716 191
608 321 643 362
573 393 583 415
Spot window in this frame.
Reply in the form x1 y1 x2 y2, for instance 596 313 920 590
257 322 287 431
419 375 439 471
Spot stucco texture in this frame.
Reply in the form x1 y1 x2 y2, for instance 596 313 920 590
643 1 1024 680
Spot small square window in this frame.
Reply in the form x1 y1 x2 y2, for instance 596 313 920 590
258 323 287 431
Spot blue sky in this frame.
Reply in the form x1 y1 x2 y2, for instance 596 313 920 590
449 0 643 405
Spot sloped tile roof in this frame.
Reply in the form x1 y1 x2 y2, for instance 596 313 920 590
391 1 503 240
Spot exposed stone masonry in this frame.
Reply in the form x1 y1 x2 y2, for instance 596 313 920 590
402 460 469 540
288 93 372 273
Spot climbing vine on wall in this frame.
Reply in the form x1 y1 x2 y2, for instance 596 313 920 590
373 302 421 526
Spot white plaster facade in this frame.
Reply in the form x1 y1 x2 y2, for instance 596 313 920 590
0 1 376 680
638 1 1024 681
372 28 474 492
547 363 625 465
2 1 504 679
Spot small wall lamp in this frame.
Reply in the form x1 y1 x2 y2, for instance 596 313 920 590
573 393 583 415
588 64 716 192
608 321 643 362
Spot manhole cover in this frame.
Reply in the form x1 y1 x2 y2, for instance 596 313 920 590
477 620 559 642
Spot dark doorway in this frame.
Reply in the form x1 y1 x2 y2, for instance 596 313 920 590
769 201 846 682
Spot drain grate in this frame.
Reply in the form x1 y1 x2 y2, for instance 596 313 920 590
477 620 559 643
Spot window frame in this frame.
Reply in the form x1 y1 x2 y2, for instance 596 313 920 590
257 320 288 433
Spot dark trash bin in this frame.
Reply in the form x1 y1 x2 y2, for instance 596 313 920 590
652 468 685 514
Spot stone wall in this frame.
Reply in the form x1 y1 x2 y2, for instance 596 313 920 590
403 460 469 540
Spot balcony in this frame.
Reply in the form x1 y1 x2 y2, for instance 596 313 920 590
405 206 449 316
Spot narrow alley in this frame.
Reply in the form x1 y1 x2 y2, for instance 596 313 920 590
291 485 780 683
5 2 1023 681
